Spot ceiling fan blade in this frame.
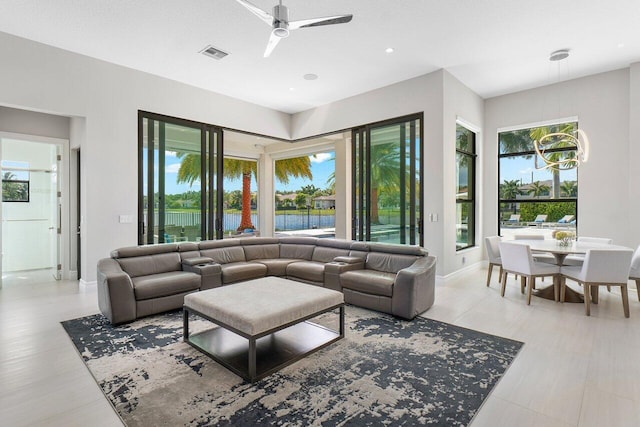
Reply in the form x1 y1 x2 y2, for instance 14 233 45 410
289 14 353 30
264 31 282 57
233 0 273 26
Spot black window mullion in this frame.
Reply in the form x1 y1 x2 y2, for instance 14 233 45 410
409 120 417 245
146 119 155 245
158 122 166 243
200 126 208 241
399 124 406 245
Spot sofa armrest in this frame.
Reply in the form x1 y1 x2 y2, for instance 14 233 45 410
182 257 214 267
97 258 136 325
182 261 222 290
333 256 364 265
324 259 365 291
392 255 436 320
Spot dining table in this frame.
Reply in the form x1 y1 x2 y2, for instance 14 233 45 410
509 239 632 302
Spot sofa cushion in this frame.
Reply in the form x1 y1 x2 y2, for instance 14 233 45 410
311 246 350 263
286 261 325 283
200 246 246 264
132 271 201 300
221 262 267 284
111 243 178 258
280 244 315 260
340 270 396 297
118 252 182 278
243 244 280 261
366 252 418 274
251 259 299 276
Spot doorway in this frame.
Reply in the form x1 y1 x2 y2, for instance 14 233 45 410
1 136 64 282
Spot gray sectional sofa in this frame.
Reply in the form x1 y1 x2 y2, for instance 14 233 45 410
97 237 436 325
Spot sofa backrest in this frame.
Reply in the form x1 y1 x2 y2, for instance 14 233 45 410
112 243 182 278
312 246 350 263
366 252 419 274
177 242 200 261
199 239 246 264
241 237 280 260
279 237 317 260
348 241 370 259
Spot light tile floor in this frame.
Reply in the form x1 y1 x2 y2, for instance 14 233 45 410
1 267 640 426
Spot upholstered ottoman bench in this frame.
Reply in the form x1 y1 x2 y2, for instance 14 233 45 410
183 277 344 382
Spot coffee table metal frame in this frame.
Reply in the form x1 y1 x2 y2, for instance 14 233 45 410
184 303 344 383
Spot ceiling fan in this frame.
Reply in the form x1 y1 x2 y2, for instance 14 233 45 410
233 0 353 57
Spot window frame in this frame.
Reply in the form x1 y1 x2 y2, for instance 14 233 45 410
455 123 477 251
497 121 579 236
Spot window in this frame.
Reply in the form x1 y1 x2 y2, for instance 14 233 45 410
274 152 335 234
498 122 578 236
2 160 30 202
138 112 223 244
352 113 423 246
456 124 476 250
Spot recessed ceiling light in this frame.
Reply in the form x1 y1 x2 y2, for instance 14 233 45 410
289 87 295 91
618 43 625 48
303 73 318 81
385 47 394 54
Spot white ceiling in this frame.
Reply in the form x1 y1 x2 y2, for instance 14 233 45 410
1 1 639 114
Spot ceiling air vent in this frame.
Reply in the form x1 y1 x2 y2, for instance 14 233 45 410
200 45 229 60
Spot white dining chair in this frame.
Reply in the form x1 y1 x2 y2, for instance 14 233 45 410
499 242 560 305
560 249 634 318
629 245 640 301
485 236 503 287
563 236 613 266
513 234 555 266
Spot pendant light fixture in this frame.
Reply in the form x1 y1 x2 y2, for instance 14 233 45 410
533 49 590 170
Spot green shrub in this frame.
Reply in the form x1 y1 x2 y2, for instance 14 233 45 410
519 202 576 222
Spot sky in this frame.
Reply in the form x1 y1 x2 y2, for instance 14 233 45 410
499 155 577 185
159 151 334 195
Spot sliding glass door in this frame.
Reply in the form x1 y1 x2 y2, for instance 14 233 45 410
138 112 223 244
352 114 423 246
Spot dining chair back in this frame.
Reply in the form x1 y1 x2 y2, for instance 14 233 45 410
499 242 560 304
577 236 613 244
561 249 633 317
564 236 613 267
514 234 544 240
500 242 534 275
485 236 502 286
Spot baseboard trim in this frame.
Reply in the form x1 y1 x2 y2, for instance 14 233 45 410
436 261 483 284
69 270 78 281
79 278 97 289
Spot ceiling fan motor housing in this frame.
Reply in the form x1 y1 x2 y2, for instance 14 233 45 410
272 4 290 38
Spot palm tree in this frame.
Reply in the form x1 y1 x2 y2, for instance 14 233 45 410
527 181 550 198
500 179 522 214
560 180 577 197
370 142 401 224
176 154 312 231
529 122 576 198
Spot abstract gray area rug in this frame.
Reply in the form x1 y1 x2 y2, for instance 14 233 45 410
62 307 522 426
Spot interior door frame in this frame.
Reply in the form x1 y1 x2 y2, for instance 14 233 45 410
0 131 70 283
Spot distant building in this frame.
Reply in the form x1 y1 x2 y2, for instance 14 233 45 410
313 195 336 209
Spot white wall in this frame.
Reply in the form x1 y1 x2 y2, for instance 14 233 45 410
0 32 291 282
629 63 640 246
0 106 70 140
484 69 632 247
442 71 485 275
